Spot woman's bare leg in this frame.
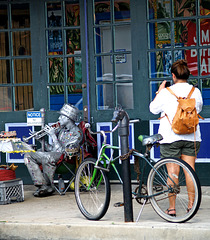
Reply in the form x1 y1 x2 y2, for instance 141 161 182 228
166 163 180 212
181 154 196 209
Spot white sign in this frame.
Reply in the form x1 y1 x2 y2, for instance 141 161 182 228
27 111 42 126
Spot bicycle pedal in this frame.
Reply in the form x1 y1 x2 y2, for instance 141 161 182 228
94 165 110 172
114 202 124 207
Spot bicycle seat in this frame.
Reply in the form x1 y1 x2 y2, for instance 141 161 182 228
141 134 163 146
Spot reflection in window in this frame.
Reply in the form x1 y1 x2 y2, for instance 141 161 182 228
94 1 133 110
200 18 210 46
66 29 81 54
94 26 111 54
148 22 171 49
96 55 113 82
68 84 83 110
49 85 64 111
0 87 12 112
175 20 195 47
97 84 114 110
67 56 82 83
188 79 198 87
11 3 30 28
94 1 111 24
114 25 131 51
48 30 63 54
185 49 198 76
173 0 196 17
65 1 80 26
47 2 62 27
114 0 130 22
12 31 31 56
200 0 210 16
148 0 170 20
14 59 32 84
49 58 64 83
0 60 10 84
15 86 33 111
116 83 133 109
149 50 172 78
49 85 83 111
199 48 210 76
115 53 132 79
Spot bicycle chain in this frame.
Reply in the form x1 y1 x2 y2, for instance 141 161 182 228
119 149 141 182
119 148 136 161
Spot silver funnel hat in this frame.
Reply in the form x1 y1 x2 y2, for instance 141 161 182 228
59 104 79 122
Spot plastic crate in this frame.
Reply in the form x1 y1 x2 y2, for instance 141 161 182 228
0 178 24 205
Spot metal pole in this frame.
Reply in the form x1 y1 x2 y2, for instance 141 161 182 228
112 108 133 222
40 108 45 152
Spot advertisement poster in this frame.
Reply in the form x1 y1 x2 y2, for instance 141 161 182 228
186 19 210 76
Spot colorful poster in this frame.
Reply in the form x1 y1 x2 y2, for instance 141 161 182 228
186 19 210 76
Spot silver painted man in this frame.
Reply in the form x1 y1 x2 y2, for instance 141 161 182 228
24 104 83 197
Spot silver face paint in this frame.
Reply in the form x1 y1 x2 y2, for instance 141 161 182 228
24 104 82 197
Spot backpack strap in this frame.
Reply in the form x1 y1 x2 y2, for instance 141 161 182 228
166 87 178 99
167 86 195 99
187 86 195 99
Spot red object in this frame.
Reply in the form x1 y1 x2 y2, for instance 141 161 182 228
0 167 16 181
78 121 97 158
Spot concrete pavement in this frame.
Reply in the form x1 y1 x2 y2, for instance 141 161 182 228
0 184 210 240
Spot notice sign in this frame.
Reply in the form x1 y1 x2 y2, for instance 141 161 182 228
27 111 42 126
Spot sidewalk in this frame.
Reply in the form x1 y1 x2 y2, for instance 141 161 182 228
0 184 210 240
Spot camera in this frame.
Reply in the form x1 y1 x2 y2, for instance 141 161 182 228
165 81 171 87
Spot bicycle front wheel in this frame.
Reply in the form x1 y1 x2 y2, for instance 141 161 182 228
74 158 111 220
147 158 201 223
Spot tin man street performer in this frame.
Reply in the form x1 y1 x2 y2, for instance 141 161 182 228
24 104 83 197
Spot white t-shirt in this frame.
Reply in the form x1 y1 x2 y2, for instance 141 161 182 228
149 82 203 144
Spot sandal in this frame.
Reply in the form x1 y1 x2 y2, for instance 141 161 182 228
187 208 192 213
165 208 176 217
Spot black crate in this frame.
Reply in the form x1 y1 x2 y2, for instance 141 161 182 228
0 178 24 205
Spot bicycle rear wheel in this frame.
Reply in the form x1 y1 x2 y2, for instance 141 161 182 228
74 158 111 220
147 157 201 223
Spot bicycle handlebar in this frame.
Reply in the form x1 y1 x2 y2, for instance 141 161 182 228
85 119 140 144
85 122 120 136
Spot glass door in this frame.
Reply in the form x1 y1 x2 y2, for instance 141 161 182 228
88 0 134 122
45 1 85 113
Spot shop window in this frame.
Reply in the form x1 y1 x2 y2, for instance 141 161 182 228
147 0 210 105
0 87 12 112
46 0 82 111
0 2 33 111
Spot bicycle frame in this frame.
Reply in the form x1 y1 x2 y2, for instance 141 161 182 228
87 144 177 200
132 150 173 199
87 143 122 190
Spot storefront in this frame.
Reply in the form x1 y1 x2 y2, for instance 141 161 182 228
0 0 210 184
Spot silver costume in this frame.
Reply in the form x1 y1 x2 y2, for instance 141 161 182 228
24 104 83 197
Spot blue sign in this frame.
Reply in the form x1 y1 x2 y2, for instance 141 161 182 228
150 119 210 163
27 111 41 118
27 111 42 126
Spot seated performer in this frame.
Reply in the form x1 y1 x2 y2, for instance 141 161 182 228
24 104 83 197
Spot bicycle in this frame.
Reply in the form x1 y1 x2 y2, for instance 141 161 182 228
74 112 201 223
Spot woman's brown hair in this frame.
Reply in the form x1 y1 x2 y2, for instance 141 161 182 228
171 59 190 80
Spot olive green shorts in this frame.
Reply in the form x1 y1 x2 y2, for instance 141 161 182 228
160 140 201 158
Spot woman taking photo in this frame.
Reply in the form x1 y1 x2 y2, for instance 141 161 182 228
149 59 203 217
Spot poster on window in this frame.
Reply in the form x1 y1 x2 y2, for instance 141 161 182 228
48 30 63 53
186 19 210 76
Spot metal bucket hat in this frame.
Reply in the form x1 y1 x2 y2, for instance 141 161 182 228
59 104 79 122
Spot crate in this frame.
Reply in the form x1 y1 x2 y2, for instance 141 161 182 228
0 178 24 205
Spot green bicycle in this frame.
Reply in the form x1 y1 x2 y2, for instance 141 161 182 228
74 114 201 223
